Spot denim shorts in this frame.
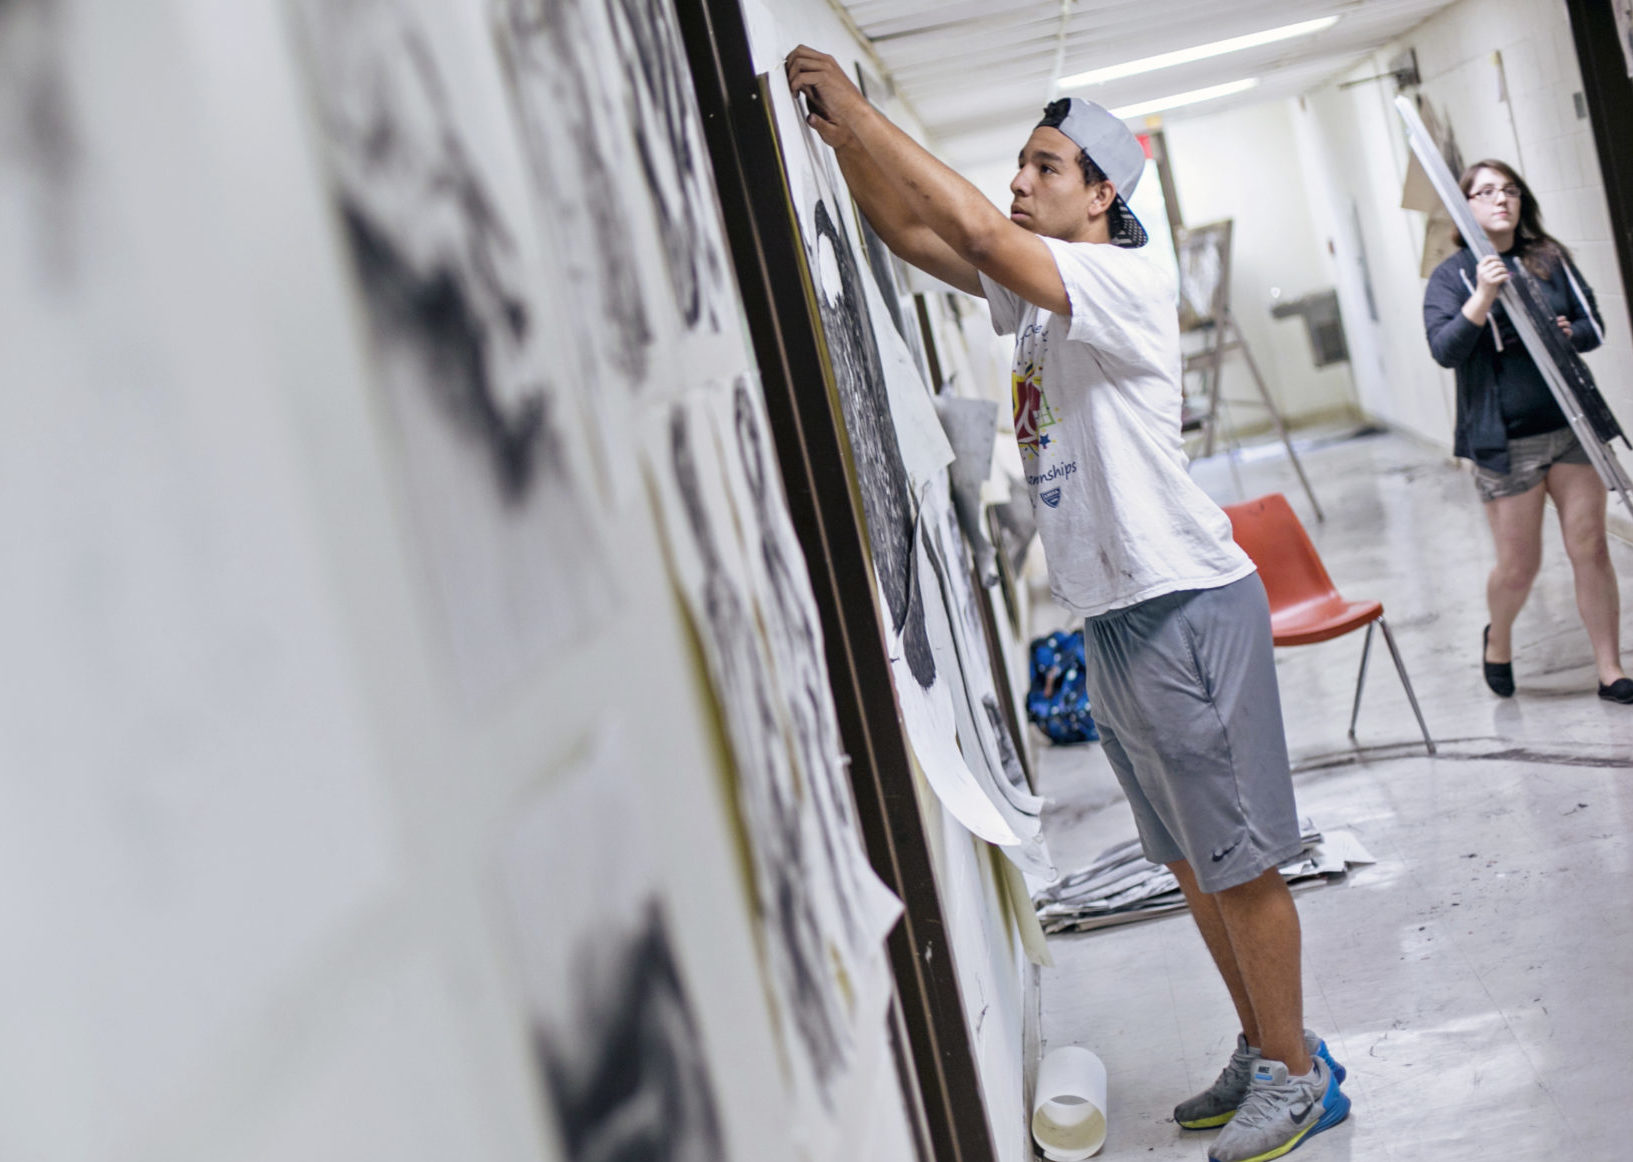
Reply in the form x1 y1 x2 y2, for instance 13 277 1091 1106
1081 574 1302 894
1474 427 1591 502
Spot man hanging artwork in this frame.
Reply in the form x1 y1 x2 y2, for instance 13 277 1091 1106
288 0 612 698
761 61 1050 860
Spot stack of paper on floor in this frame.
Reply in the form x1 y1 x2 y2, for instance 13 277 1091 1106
1033 821 1376 934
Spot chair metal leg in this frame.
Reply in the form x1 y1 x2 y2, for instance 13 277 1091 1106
1348 621 1375 739
1377 616 1436 755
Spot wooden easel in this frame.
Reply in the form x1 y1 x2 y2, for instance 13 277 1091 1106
1177 219 1325 522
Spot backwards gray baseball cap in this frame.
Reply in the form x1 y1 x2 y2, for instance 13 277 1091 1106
1036 97 1149 248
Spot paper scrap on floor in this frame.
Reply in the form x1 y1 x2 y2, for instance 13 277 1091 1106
1033 820 1375 934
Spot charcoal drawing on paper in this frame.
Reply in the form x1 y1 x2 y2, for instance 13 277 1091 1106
811 196 935 689
719 377 900 958
662 401 852 1099
0 0 80 284
604 0 730 334
500 753 733 1162
491 0 653 387
538 901 728 1162
292 0 610 696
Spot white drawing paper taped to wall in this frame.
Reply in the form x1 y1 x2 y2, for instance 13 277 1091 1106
490 0 656 394
644 388 902 1157
290 0 614 700
498 737 732 1162
707 377 903 958
921 488 1050 876
602 0 733 340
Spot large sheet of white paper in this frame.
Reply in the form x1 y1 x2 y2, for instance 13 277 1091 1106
498 736 733 1162
644 386 903 1160
289 0 616 700
921 489 1052 878
706 378 904 956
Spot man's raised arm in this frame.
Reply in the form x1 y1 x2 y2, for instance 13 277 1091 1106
786 45 1069 314
786 54 984 297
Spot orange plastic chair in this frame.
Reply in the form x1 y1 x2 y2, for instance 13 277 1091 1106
1223 493 1435 754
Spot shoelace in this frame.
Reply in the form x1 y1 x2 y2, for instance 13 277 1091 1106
1229 1071 1317 1131
1213 1048 1257 1092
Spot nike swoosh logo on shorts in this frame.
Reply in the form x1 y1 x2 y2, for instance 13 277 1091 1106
1211 841 1239 862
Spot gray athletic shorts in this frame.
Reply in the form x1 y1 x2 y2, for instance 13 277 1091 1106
1474 427 1590 502
1082 573 1302 893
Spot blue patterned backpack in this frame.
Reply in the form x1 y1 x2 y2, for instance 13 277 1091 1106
1026 629 1099 745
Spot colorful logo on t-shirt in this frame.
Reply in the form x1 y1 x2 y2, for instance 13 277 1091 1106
1012 330 1060 461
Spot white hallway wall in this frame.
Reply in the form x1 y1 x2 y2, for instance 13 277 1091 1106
1163 100 1361 428
1293 0 1631 463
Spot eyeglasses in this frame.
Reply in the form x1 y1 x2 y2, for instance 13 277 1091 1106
1468 184 1522 203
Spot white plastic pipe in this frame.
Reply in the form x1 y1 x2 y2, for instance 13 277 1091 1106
1031 1045 1109 1160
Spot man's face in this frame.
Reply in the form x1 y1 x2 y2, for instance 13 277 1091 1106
1009 127 1114 243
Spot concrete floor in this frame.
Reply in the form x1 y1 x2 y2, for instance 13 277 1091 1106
1032 428 1633 1162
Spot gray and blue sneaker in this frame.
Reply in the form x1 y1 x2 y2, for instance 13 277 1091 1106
1175 1031 1345 1130
1206 1054 1350 1162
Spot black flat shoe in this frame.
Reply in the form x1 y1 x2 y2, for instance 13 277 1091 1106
1483 625 1515 697
1598 677 1633 703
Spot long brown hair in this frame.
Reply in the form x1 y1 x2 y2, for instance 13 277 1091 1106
1455 159 1572 279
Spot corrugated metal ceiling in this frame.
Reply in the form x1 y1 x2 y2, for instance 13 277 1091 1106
839 0 1460 166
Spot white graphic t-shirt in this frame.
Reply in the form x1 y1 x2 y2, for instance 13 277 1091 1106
979 236 1253 617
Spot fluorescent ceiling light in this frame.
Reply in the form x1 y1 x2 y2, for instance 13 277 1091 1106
1059 16 1340 89
1111 78 1261 119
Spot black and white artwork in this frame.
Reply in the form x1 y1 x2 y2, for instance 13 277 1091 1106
537 902 726 1162
652 398 847 1088
806 194 934 687
710 377 902 959
922 490 1050 876
1176 220 1231 332
490 0 653 389
644 388 902 1154
763 66 1040 850
763 70 938 692
290 0 611 698
603 0 731 335
0 0 80 285
500 745 732 1162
